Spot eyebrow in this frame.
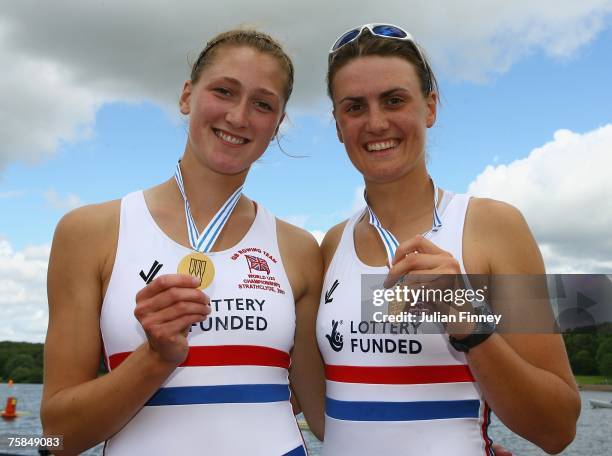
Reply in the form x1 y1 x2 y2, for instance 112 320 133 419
338 87 410 104
381 87 410 97
218 77 279 99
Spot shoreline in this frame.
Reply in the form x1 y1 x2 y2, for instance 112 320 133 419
578 384 612 392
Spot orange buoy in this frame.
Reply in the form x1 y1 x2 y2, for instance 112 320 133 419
1 396 17 420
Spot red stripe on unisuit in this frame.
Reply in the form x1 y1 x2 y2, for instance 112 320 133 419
481 402 494 455
108 345 290 370
325 364 475 384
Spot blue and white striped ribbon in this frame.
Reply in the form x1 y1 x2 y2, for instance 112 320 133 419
174 162 243 253
365 178 442 267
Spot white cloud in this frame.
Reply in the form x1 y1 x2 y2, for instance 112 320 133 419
1 0 611 169
0 21 103 170
468 124 612 273
281 214 309 228
0 239 50 342
43 190 84 211
310 230 326 245
281 215 326 243
0 190 25 199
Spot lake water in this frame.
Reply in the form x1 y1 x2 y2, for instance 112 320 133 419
0 384 610 455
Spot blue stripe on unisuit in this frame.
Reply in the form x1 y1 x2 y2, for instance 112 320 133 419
283 444 307 456
326 397 480 422
146 384 290 406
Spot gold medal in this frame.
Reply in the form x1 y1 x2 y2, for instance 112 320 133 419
177 252 215 289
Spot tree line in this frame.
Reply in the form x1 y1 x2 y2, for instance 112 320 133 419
1 334 611 384
563 331 612 378
0 341 44 384
0 341 107 384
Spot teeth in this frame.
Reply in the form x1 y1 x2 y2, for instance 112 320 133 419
215 129 247 145
366 140 398 151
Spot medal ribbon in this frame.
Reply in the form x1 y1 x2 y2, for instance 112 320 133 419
174 162 243 253
365 178 442 267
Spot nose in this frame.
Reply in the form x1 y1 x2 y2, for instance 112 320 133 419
225 98 249 129
365 106 389 134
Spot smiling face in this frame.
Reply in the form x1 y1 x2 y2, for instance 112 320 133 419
332 55 437 184
179 45 287 175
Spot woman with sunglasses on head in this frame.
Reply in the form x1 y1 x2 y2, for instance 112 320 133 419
314 24 580 455
41 29 325 455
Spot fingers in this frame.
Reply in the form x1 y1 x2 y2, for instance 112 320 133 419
384 235 460 288
147 314 207 342
136 274 200 301
134 274 211 340
384 252 442 288
392 235 445 266
136 286 209 317
139 301 211 329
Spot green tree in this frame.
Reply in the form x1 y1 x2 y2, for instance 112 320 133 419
0 342 44 383
571 350 598 375
572 334 597 356
599 353 612 380
4 354 35 379
596 337 612 364
9 366 33 383
28 366 44 383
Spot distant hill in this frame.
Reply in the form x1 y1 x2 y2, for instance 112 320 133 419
0 341 107 384
0 341 44 384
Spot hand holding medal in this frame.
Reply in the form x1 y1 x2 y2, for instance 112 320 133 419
134 274 212 365
133 163 243 365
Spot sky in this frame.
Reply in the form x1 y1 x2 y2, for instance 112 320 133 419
1 0 612 342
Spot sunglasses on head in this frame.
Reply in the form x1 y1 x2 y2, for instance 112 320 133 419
329 23 432 92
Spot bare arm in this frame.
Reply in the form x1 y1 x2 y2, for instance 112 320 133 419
278 220 326 440
390 199 579 454
463 199 580 454
41 204 209 455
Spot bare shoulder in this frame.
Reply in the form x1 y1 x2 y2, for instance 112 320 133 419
52 200 121 277
321 220 348 270
467 197 529 232
55 200 120 239
465 197 544 274
276 218 321 258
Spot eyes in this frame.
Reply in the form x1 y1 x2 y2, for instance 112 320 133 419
212 87 231 97
344 96 406 114
211 87 275 113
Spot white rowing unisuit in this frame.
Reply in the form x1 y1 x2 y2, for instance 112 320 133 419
100 191 306 456
316 192 494 456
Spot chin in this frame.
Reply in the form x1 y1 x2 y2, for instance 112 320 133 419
360 165 407 184
208 157 254 176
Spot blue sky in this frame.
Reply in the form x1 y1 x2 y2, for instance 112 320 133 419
1 0 612 341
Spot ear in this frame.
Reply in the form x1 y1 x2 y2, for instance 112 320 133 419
426 91 438 128
179 80 193 115
333 109 344 144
